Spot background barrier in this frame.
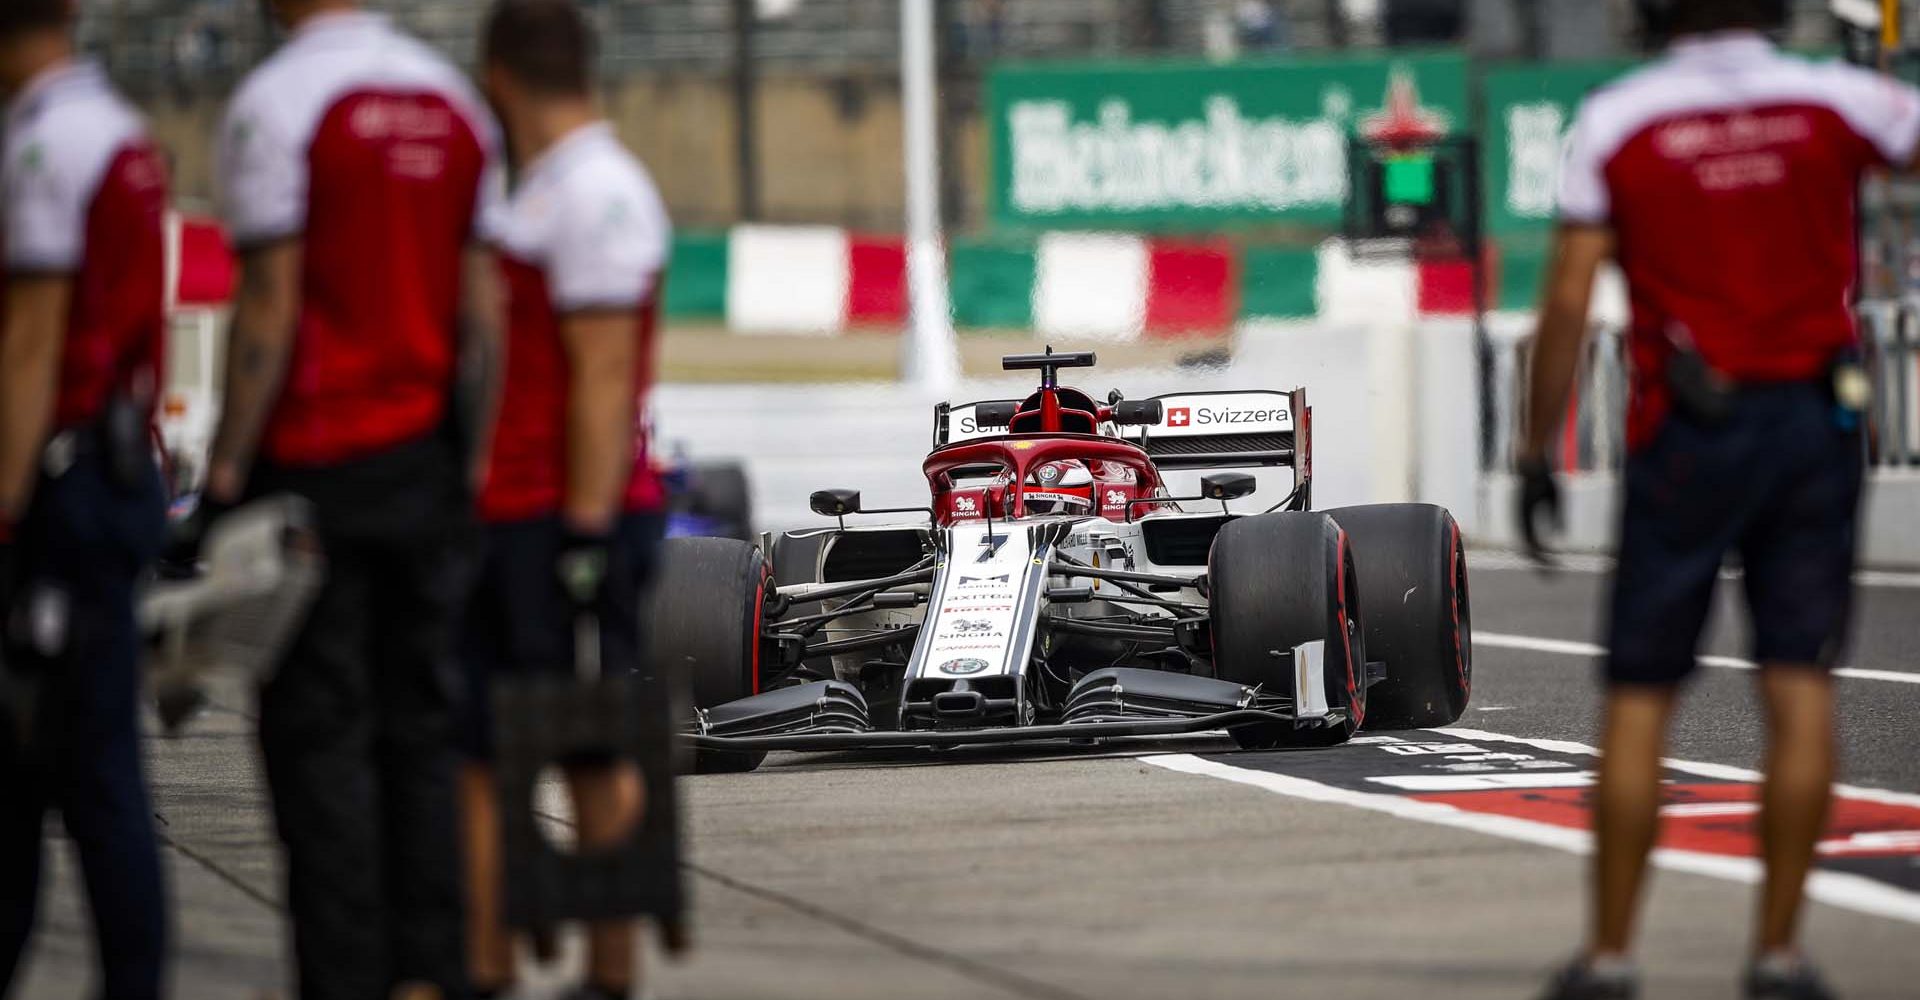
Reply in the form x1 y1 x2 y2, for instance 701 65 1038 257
1484 302 1920 475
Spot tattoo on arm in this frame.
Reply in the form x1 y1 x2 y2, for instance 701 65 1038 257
207 242 302 499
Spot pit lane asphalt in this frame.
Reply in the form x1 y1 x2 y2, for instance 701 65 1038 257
16 559 1920 1000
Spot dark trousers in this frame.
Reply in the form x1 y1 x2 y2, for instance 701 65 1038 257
250 436 474 1000
0 450 167 1000
1607 382 1865 685
459 513 664 759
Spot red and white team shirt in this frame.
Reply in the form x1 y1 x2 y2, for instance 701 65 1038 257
479 123 671 524
2 61 168 429
217 11 502 467
1558 31 1920 447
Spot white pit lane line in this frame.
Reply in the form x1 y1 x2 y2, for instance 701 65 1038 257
1144 727 1920 925
1470 550 1920 590
1472 631 1920 685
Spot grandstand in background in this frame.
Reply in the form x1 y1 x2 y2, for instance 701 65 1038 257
83 0 1849 95
80 0 1854 229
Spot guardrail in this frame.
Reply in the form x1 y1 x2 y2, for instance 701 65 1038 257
1484 301 1920 473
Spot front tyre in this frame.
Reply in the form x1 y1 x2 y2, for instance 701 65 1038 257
642 536 769 773
1326 504 1471 730
1209 512 1366 749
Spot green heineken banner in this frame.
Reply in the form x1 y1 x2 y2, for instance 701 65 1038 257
989 54 1471 230
1480 61 1637 237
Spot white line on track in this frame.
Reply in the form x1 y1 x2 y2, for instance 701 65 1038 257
1144 729 1920 925
1472 631 1920 685
1470 550 1920 590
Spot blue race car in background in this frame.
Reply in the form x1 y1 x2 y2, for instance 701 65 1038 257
663 454 754 541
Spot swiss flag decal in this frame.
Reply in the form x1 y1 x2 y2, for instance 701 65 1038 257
1168 407 1191 428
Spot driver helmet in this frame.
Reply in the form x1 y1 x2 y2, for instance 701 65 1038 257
1024 460 1095 516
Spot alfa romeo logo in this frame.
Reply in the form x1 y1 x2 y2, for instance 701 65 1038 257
939 657 990 676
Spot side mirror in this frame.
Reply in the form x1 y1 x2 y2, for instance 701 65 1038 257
1200 473 1257 502
810 488 862 517
974 401 1018 429
1112 399 1164 427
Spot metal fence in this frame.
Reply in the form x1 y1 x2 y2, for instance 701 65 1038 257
1486 303 1920 474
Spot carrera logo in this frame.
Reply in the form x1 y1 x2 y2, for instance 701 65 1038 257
1168 407 1191 428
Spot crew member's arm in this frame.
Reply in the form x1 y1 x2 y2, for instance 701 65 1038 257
205 241 301 504
0 276 74 522
560 310 638 533
548 169 666 534
1521 224 1615 462
457 243 505 492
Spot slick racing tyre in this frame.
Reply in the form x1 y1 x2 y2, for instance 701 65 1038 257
1326 504 1471 730
1208 512 1366 750
643 536 769 773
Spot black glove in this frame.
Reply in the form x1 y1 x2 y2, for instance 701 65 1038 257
1516 456 1562 570
556 527 614 613
156 496 232 580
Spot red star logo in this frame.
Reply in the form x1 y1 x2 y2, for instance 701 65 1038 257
1360 68 1450 150
1168 408 1191 428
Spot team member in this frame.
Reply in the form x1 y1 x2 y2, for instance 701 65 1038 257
208 2 503 997
1520 2 1920 997
0 2 172 997
460 3 671 997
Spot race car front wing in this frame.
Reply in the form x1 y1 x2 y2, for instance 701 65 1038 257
682 661 1347 754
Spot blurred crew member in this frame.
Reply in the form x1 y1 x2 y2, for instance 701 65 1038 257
0 1 172 996
207 1 503 997
459 3 671 997
1520 2 1919 997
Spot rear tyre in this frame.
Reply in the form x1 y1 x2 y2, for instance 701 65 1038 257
1209 512 1366 750
643 536 769 773
1327 504 1471 730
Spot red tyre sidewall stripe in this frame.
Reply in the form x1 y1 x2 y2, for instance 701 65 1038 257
1448 518 1470 700
1334 527 1360 727
750 569 767 695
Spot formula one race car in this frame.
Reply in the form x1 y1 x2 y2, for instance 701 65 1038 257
648 350 1470 772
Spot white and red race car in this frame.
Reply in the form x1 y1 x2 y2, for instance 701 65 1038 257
651 350 1471 772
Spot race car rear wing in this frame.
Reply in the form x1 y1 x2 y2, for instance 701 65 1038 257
933 390 1313 498
1116 389 1312 475
932 399 1024 448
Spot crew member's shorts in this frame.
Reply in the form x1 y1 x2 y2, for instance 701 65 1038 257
1606 382 1864 686
459 513 664 757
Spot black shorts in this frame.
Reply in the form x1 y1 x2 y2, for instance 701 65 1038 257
458 513 663 757
1606 382 1864 686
